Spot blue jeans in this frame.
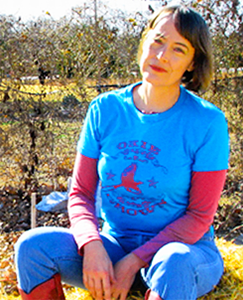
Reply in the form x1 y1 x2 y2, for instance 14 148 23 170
14 226 224 300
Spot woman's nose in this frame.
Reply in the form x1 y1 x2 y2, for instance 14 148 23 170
156 46 169 62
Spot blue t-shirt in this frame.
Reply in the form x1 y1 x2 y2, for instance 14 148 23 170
77 82 229 237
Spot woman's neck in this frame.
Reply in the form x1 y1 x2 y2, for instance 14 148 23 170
134 82 180 114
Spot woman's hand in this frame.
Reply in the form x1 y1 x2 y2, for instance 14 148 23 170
111 253 145 300
83 240 115 300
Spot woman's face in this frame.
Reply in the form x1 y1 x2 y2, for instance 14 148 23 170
140 14 195 89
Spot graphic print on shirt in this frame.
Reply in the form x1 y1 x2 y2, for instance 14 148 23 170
102 139 167 216
104 163 143 194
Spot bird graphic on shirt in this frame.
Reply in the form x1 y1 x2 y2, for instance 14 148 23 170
103 163 143 194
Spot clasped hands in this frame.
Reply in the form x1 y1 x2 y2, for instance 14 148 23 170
83 240 145 300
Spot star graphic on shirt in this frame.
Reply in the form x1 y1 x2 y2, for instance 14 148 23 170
147 177 158 188
106 170 116 180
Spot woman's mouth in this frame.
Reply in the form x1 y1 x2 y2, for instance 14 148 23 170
150 64 167 73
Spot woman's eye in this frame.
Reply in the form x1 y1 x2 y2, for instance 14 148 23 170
154 38 164 44
174 47 185 54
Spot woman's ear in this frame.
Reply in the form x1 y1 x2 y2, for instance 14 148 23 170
187 61 194 72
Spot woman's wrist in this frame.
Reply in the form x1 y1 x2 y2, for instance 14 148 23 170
129 253 147 270
83 240 103 254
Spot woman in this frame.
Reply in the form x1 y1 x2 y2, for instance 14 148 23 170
15 5 229 300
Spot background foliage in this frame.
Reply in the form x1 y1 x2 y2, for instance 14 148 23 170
0 0 242 233
0 0 242 230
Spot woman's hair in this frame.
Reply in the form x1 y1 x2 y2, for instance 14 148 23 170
138 5 213 92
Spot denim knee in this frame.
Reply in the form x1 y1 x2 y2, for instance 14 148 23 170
141 241 223 300
14 227 80 293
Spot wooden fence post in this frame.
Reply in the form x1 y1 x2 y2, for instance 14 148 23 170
31 193 37 228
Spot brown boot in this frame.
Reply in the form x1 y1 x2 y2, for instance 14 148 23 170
18 273 65 300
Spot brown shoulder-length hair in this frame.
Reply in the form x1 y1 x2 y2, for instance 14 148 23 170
137 5 213 93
